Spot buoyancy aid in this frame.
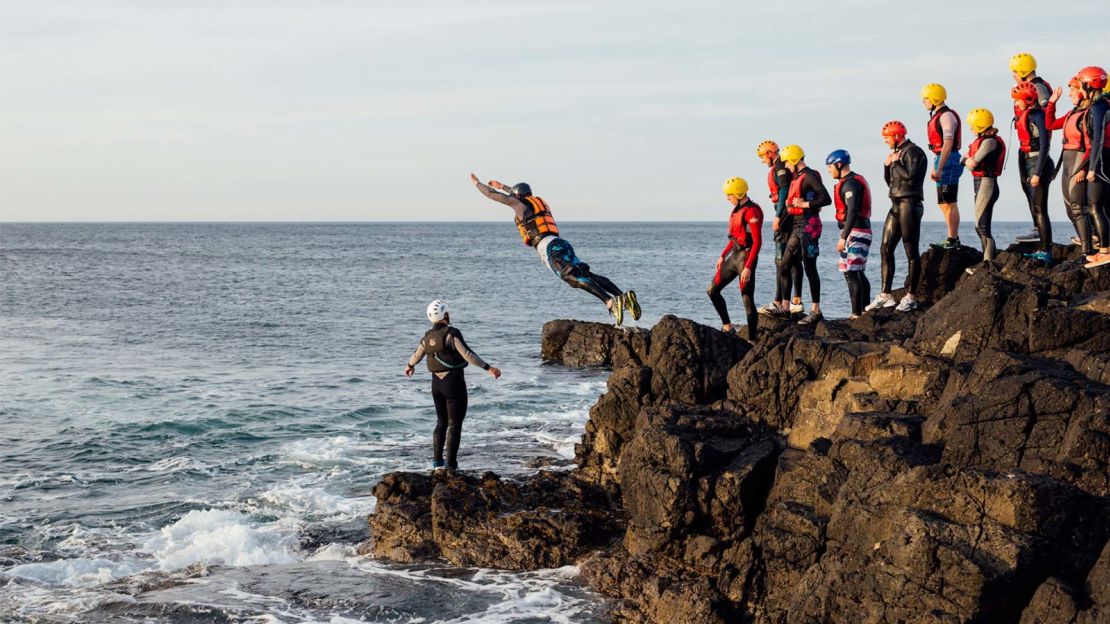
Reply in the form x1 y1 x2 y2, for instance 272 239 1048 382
515 196 560 246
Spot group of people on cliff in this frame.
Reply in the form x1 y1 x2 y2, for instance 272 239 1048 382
404 54 1110 473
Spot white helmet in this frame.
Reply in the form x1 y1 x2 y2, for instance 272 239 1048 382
426 300 448 323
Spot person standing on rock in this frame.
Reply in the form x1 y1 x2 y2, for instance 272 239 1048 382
867 120 927 313
921 83 964 250
1010 53 1058 244
470 173 641 326
1011 81 1056 265
756 140 802 318
778 145 831 325
826 150 872 319
962 108 1006 264
1077 65 1110 268
708 177 763 337
405 300 501 473
1049 77 1095 255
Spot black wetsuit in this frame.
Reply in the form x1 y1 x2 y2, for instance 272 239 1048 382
769 158 801 303
476 182 623 304
1086 97 1110 251
708 198 763 336
1017 109 1055 252
836 173 871 315
881 139 928 295
778 167 831 304
407 324 490 469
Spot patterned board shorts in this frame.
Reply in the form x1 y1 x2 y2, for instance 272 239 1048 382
838 228 873 272
537 236 586 278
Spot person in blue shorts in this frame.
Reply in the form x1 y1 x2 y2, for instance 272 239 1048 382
921 83 965 249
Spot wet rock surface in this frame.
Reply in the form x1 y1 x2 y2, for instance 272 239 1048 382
366 246 1110 623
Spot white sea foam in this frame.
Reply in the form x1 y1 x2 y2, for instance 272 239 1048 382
533 432 581 460
258 482 373 520
5 557 149 586
278 436 355 467
144 509 299 571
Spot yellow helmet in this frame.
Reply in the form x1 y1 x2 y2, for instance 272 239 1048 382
966 108 995 134
780 144 805 166
1009 52 1037 78
722 177 749 198
921 83 947 106
756 140 779 158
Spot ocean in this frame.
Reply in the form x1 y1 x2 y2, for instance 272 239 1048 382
0 220 1069 622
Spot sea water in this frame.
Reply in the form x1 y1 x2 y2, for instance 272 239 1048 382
0 221 1064 622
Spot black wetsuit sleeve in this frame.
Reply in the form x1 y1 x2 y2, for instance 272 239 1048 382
905 145 928 188
839 178 863 238
407 341 426 369
447 332 490 370
1031 110 1050 178
1092 102 1109 173
804 171 831 211
774 167 792 218
476 182 528 220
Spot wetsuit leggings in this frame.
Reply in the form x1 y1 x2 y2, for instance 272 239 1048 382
844 271 870 316
779 230 820 304
774 239 803 302
1061 150 1092 253
1018 152 1054 252
880 200 923 295
973 177 999 261
707 249 757 337
431 371 467 468
1088 150 1110 251
563 269 622 304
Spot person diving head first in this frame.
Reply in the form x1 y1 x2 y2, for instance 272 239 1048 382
469 172 641 325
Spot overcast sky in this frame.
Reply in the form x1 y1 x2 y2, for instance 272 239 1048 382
1 0 1108 222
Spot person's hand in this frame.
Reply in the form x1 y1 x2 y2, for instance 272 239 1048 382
796 200 809 209
1074 172 1087 185
470 172 479 185
489 180 505 190
739 268 751 288
404 365 415 377
1089 171 1097 183
836 238 846 253
772 217 780 232
1030 175 1040 188
488 366 502 379
1050 86 1063 103
884 152 898 166
715 256 723 271
931 169 940 182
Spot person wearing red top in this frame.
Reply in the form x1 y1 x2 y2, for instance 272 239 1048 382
1049 78 1094 254
708 177 763 337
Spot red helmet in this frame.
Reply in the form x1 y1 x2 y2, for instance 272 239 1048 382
1068 76 1081 90
881 120 907 141
1011 81 1039 105
1075 65 1108 91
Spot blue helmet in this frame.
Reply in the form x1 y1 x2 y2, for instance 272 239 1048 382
825 150 851 166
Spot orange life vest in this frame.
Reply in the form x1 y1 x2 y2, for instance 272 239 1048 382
515 196 559 246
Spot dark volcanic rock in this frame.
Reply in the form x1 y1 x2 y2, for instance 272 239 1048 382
367 252 1110 624
541 319 649 368
362 470 621 570
922 349 1110 498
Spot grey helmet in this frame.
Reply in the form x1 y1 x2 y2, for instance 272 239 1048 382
510 182 532 197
